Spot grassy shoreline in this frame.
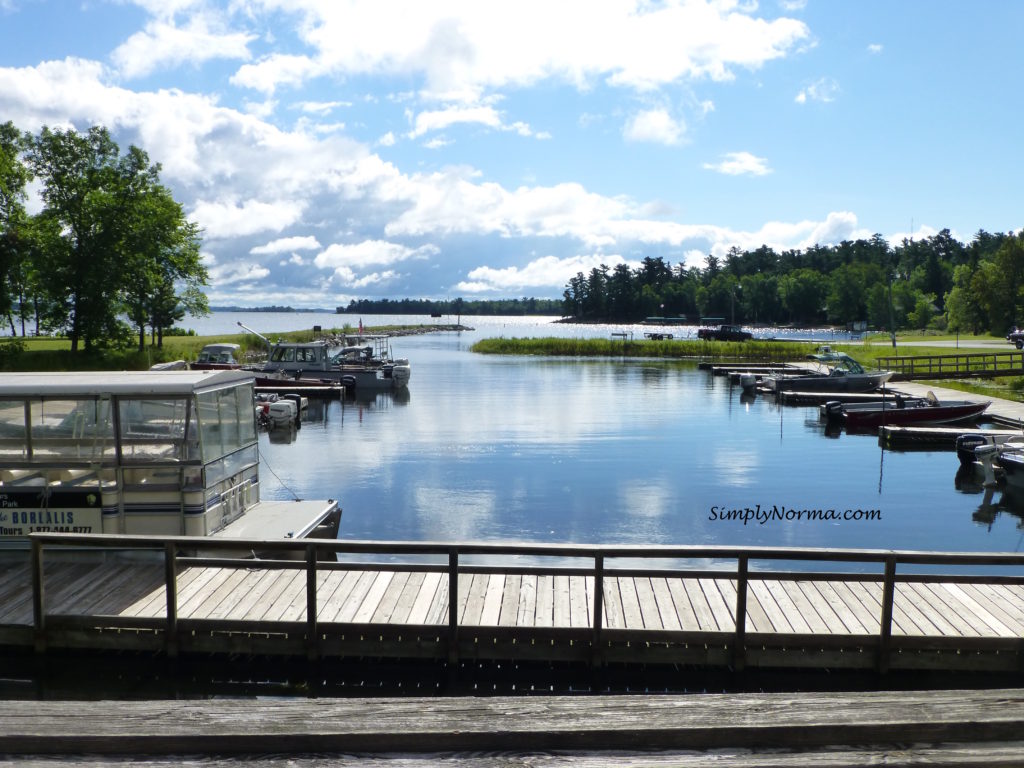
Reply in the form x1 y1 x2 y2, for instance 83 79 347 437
6 327 1024 403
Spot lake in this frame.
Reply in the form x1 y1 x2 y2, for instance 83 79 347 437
192 312 1024 558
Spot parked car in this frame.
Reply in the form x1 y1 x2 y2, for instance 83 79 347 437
1008 328 1024 349
697 323 753 342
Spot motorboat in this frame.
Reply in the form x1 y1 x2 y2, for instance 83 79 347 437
764 350 892 393
190 342 243 370
0 370 340 552
822 392 990 430
238 323 411 392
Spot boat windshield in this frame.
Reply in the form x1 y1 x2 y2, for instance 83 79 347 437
810 353 866 375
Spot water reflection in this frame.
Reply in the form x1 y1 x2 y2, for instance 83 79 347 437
254 331 1024 557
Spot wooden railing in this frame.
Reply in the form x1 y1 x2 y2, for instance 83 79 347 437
26 533 1024 673
876 350 1024 379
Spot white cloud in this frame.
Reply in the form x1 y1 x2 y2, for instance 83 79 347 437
867 43 883 54
703 151 772 176
227 1 810 99
251 236 322 255
455 254 636 293
206 261 272 285
293 100 348 114
111 15 255 79
623 108 686 145
409 105 502 138
377 131 396 147
795 77 840 103
190 198 306 238
315 241 439 271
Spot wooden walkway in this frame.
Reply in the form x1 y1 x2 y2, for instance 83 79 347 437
3 689 1024 759
6 533 1024 673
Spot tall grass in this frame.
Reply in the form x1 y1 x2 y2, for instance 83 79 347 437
470 336 817 360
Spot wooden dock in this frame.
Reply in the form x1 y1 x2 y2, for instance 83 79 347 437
3 689 1024 759
7 533 1024 675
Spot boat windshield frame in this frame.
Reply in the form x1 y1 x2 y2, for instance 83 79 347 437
808 353 867 375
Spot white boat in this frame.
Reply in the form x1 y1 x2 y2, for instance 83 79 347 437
238 323 411 392
765 350 893 393
0 370 340 551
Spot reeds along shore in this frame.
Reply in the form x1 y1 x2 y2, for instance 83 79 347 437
470 336 814 360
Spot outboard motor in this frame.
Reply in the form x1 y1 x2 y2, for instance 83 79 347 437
823 400 844 421
955 434 989 469
974 443 1001 488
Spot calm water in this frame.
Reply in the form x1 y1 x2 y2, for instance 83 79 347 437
188 312 1024 557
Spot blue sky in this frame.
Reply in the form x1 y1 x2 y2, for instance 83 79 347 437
2 1 1021 308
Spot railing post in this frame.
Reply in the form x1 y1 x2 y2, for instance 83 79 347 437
306 542 319 661
448 548 459 665
591 553 604 668
733 555 748 671
164 541 178 659
31 537 46 654
878 556 897 674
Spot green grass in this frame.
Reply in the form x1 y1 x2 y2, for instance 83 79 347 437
470 336 817 360
0 326 361 372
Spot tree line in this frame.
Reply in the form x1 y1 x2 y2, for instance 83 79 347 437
561 230 1024 334
0 122 207 352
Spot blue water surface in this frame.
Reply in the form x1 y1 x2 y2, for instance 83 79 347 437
202 313 1024 558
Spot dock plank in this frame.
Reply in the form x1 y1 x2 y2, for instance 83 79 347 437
497 574 521 627
569 575 589 628
371 571 412 624
617 576 643 630
650 577 681 631
516 574 537 627
680 578 718 631
385 571 425 625
334 571 379 623
352 571 395 624
479 574 506 626
747 579 792 633
665 578 700 631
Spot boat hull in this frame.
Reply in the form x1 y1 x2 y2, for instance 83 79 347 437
769 371 893 393
842 400 990 429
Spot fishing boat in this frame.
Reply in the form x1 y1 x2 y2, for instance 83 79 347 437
764 350 892 393
822 392 990 429
238 323 411 392
190 342 243 370
0 370 340 552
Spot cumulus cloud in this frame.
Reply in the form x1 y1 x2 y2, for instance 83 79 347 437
206 261 272 285
190 198 306 239
226 1 810 99
703 151 772 176
111 15 255 79
623 108 686 145
315 241 439 271
455 254 636 293
250 236 322 255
